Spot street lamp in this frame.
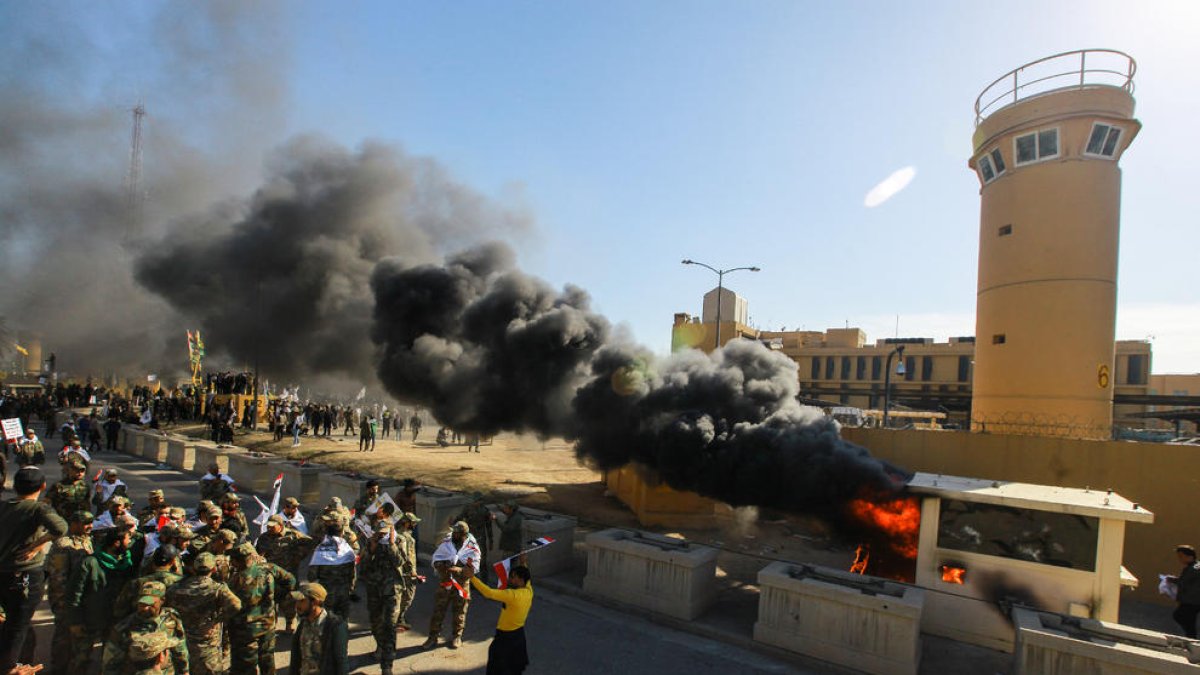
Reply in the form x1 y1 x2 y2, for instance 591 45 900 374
681 259 761 348
883 345 907 428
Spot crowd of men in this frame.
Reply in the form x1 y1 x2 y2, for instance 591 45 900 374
0 420 534 675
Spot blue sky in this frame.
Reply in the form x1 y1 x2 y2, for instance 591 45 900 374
10 1 1200 372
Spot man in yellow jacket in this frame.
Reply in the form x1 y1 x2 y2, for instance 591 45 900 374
466 564 533 675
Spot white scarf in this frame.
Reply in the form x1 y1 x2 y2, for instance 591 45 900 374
98 479 125 503
284 510 308 534
431 533 480 573
309 535 355 566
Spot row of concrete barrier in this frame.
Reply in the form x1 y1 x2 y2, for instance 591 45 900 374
114 425 1187 674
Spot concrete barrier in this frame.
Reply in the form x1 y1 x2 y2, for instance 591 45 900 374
193 443 232 475
1012 607 1200 674
753 561 924 675
141 433 169 463
165 438 197 472
318 473 398 512
582 528 718 620
278 461 324 506
227 452 282 494
122 427 144 455
414 487 472 550
514 507 577 577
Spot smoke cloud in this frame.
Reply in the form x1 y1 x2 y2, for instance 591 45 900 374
372 245 907 517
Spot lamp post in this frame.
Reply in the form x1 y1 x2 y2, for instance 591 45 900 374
681 259 761 349
883 345 907 428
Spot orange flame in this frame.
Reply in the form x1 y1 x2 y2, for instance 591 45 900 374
940 564 966 584
846 495 921 560
849 545 870 575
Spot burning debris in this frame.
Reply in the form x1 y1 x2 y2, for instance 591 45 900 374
371 245 913 530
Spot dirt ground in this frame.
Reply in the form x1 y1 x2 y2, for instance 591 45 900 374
179 422 858 582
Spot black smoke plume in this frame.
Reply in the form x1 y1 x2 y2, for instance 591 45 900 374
372 245 907 517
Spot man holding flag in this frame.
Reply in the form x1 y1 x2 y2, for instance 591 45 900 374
422 520 479 650
467 563 533 675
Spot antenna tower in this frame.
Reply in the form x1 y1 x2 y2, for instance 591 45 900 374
125 102 146 239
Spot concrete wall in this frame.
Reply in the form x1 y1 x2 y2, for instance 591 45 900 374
842 427 1189 604
1012 608 1199 674
583 528 718 620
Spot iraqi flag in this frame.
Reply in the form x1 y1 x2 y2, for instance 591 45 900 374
252 473 285 535
492 536 556 589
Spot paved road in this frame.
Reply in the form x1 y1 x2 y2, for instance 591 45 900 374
19 432 813 674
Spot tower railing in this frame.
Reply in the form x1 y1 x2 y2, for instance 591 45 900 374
975 49 1136 126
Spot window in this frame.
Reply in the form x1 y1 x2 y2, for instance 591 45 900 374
1085 123 1122 158
938 500 1098 571
978 147 1006 183
1014 128 1059 165
998 224 1012 236
871 356 882 381
921 356 933 382
856 356 867 380
811 358 821 380
992 334 1006 345
840 357 851 380
1126 354 1147 385
825 356 835 379
904 356 915 381
957 356 971 383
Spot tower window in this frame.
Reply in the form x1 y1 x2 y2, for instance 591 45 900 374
1085 123 1123 158
998 224 1012 236
1014 128 1059 165
978 147 1006 184
992 334 1006 345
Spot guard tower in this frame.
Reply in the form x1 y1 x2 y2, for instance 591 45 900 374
969 50 1140 439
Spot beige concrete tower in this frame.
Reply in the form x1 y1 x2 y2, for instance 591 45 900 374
968 50 1140 439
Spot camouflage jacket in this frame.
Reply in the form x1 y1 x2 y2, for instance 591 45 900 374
360 535 402 589
229 557 296 632
47 533 93 615
101 607 189 675
397 531 418 579
256 529 314 573
453 503 495 548
218 511 249 539
165 575 242 642
197 476 232 502
48 477 91 521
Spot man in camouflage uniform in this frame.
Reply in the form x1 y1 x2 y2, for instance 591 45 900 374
309 498 352 541
227 542 295 675
219 494 250 539
101 580 189 675
115 544 184 619
186 508 223 559
453 492 495 583
149 522 195 574
47 510 94 675
47 457 91 521
120 630 186 675
351 480 382 518
307 515 359 619
255 514 314 632
136 489 171 529
422 521 479 650
166 552 241 675
395 512 421 630
361 520 403 674
14 428 44 466
198 463 235 503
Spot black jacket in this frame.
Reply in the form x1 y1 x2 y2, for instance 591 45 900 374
288 609 348 675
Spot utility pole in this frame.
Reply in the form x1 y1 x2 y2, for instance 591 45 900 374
125 102 146 241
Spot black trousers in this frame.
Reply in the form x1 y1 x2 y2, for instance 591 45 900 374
0 569 45 671
1175 603 1200 638
487 627 528 675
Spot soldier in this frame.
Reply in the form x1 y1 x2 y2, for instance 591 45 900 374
288 583 349 675
47 457 91 521
93 468 128 512
395 512 422 630
67 526 139 673
121 631 186 675
453 493 495 583
309 498 352 541
198 463 235 503
101 580 189 675
46 510 94 675
14 428 43 466
227 542 295 675
352 479 382 516
219 494 250 539
307 515 358 619
136 490 171 529
145 522 195 574
91 495 136 535
496 502 526 562
280 497 308 534
422 521 480 650
115 544 184 620
166 552 241 675
255 514 314 632
202 529 237 583
361 520 403 674
186 507 223 558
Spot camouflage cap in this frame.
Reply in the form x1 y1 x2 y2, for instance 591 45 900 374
289 582 327 603
105 468 119 476
267 514 286 525
283 497 300 507
213 529 237 545
221 493 241 504
167 506 187 521
192 552 217 573
398 512 421 524
109 495 131 507
136 580 168 605
70 510 95 524
197 499 214 512
452 520 470 534
128 631 180 663
67 458 87 471
204 505 222 519
326 497 343 509
230 542 256 559
148 489 164 499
